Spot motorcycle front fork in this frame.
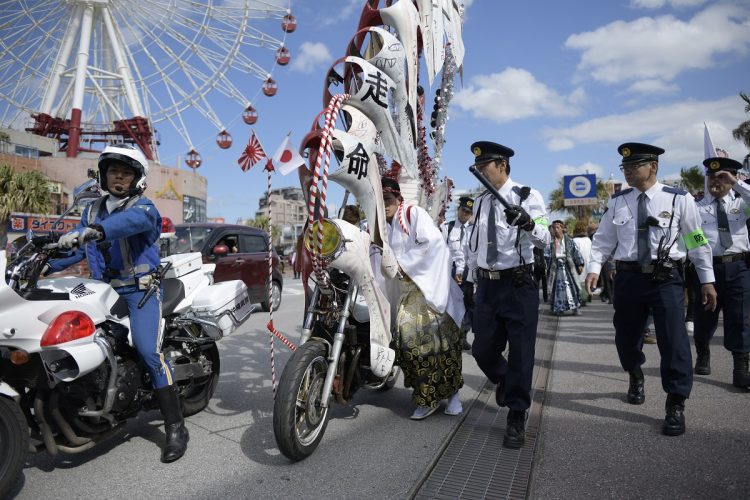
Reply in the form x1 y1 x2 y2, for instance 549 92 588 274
318 281 357 410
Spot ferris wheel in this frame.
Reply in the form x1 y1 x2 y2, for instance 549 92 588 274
0 0 297 167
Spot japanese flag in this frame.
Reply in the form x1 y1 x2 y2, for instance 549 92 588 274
270 135 306 175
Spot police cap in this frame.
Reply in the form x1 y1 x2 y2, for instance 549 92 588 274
703 156 742 173
618 142 664 166
458 196 474 211
470 141 514 166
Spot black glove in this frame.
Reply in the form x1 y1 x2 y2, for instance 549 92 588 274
504 205 534 231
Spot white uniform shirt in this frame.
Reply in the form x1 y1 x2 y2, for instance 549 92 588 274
466 177 551 275
587 182 715 284
445 220 472 276
696 180 750 256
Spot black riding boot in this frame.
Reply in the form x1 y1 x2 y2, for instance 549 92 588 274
732 352 750 389
694 341 711 375
155 386 189 463
627 367 645 405
663 393 686 436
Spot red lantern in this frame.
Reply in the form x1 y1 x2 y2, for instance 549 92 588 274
243 105 258 125
276 46 291 66
282 13 297 33
185 148 202 169
216 129 232 149
262 77 278 97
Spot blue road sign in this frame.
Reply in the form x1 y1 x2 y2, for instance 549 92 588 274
562 174 597 206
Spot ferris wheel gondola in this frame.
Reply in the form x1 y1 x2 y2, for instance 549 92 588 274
0 0 296 167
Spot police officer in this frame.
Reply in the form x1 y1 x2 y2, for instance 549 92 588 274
585 142 717 436
48 144 189 462
466 141 551 449
446 195 474 350
693 156 750 389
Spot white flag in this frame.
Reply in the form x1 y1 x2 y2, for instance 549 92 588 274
703 123 716 160
271 135 306 175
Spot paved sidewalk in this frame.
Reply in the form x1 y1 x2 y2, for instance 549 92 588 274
530 300 750 499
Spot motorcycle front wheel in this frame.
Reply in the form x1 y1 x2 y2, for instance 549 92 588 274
273 341 330 461
0 396 28 497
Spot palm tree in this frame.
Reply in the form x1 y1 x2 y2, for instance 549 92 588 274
0 164 51 247
679 165 704 195
732 91 750 151
246 214 281 244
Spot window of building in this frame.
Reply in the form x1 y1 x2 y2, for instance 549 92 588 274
14 145 39 158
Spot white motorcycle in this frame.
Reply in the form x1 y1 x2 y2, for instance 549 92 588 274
0 181 252 495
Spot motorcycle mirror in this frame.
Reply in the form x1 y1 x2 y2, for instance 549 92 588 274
73 179 102 205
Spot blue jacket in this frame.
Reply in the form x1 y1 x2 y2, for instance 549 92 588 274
49 195 162 286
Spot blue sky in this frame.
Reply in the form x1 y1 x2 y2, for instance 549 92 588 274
153 0 750 223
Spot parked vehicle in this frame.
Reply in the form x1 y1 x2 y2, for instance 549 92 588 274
0 183 252 496
167 223 283 312
273 219 399 461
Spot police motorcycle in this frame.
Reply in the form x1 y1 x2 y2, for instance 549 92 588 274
0 180 251 495
273 130 401 462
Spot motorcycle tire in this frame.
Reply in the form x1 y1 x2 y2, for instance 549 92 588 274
0 396 28 497
273 341 330 461
181 343 221 417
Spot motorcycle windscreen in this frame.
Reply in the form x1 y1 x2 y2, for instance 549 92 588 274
327 219 395 378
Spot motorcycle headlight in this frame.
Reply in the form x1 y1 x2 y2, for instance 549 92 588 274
304 219 343 261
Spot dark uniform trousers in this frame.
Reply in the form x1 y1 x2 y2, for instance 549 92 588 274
693 259 750 353
472 271 538 410
613 268 693 397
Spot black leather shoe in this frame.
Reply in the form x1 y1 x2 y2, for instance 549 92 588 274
462 340 472 351
495 376 506 407
503 410 527 449
732 352 750 388
627 369 645 405
695 342 711 375
662 394 686 436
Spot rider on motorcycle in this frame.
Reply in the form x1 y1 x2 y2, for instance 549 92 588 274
46 144 189 463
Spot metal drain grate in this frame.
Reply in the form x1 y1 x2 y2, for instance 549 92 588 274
412 312 558 500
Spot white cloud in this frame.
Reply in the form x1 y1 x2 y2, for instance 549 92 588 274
453 68 584 123
289 42 333 74
555 162 605 179
319 0 361 27
630 0 708 8
542 95 748 165
565 4 750 86
626 79 680 94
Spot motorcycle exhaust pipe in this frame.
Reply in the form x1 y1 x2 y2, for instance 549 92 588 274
33 394 59 456
50 391 91 447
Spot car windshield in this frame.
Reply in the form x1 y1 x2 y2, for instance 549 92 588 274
167 226 212 255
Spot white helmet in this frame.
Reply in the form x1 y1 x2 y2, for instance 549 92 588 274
98 143 150 195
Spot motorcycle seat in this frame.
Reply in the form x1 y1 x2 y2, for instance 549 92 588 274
161 278 185 316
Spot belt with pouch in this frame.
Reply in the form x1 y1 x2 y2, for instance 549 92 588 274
615 260 681 274
109 275 155 290
713 252 749 264
477 264 532 280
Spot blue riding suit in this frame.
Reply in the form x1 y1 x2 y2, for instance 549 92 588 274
48 195 173 389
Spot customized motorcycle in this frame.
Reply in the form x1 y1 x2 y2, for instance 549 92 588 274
0 181 251 495
273 218 400 461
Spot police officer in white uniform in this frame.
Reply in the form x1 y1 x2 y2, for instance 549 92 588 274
445 196 474 350
585 142 717 437
466 141 551 449
693 156 750 389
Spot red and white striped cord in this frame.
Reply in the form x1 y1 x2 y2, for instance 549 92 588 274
306 93 349 286
264 163 298 395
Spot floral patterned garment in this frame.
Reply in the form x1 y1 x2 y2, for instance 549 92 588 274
392 280 464 408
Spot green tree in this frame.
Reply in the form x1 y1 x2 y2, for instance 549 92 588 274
0 164 52 247
679 165 704 195
731 91 750 151
246 215 281 244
